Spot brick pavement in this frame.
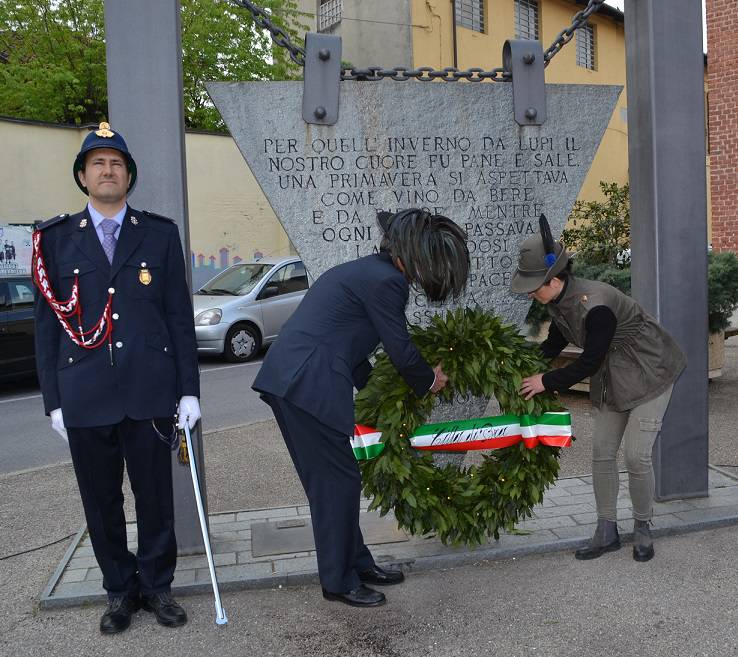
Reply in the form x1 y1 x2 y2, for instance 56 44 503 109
40 467 738 609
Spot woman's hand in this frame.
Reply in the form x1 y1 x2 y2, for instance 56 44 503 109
520 373 546 400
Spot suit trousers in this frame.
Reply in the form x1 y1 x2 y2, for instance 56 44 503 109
67 417 177 599
264 394 375 593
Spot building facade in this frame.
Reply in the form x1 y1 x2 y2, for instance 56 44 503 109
303 0 630 203
706 0 737 252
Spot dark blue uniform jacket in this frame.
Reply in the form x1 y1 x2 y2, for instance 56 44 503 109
33 207 199 428
252 251 434 436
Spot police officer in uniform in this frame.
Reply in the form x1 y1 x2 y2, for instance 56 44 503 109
33 123 201 633
511 216 686 563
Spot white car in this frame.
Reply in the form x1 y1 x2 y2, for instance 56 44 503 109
193 256 308 361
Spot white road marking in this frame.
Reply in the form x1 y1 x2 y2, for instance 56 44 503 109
0 393 43 404
199 361 262 373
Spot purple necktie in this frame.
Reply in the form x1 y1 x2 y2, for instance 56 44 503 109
101 218 118 264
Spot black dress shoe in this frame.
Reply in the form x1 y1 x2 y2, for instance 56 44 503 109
100 595 139 634
322 585 386 607
141 592 188 627
358 564 405 586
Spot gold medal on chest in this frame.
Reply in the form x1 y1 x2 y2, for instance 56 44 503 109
139 262 152 285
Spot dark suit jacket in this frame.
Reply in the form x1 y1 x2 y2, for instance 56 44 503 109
33 206 199 428
253 251 434 435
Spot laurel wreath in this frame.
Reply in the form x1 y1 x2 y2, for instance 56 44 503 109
355 307 565 546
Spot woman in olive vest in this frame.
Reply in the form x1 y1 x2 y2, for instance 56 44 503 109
511 217 686 562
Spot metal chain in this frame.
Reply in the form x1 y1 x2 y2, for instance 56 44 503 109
340 65 510 82
543 0 608 64
231 0 306 66
230 0 607 79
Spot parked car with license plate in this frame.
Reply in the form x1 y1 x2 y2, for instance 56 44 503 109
0 276 37 380
193 256 309 362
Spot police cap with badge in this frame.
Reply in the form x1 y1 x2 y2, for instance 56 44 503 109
73 122 138 195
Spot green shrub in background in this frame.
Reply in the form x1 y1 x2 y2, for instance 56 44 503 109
562 181 631 267
707 251 738 333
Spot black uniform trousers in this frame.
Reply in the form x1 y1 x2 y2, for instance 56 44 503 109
264 394 375 593
67 417 177 599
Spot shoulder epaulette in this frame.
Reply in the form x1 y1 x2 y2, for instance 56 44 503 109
142 209 174 223
35 214 69 230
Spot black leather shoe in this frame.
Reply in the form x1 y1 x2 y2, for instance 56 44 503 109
575 518 621 561
322 585 386 607
141 592 188 627
359 564 405 586
633 519 655 562
100 595 139 634
575 539 621 560
633 543 655 562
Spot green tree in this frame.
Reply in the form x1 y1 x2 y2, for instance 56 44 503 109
562 181 630 266
0 0 108 124
0 0 305 129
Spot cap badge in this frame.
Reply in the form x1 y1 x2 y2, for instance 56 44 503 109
95 122 115 138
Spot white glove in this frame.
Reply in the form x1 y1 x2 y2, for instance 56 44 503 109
50 408 69 443
177 396 201 430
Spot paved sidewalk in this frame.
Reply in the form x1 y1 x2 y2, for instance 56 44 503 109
41 466 738 608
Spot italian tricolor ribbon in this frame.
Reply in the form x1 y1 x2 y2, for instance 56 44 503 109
352 412 572 461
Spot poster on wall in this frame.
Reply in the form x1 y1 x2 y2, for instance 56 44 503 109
0 225 33 277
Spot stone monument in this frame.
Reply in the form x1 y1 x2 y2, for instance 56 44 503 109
209 81 619 328
210 79 619 465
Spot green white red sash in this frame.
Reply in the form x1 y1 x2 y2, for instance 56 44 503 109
351 412 572 461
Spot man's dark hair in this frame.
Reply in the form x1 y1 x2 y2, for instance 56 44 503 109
379 209 470 302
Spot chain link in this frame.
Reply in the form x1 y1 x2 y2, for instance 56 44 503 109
340 65 510 82
231 0 306 67
231 0 607 79
543 0 607 64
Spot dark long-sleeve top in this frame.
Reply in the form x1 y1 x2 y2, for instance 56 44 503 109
540 305 617 392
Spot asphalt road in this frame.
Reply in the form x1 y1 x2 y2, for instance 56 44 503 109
0 354 271 475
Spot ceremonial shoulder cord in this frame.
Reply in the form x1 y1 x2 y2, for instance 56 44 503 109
32 229 114 351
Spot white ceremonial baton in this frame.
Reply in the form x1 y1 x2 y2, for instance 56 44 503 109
183 422 228 625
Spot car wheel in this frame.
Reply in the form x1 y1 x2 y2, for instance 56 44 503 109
224 324 261 362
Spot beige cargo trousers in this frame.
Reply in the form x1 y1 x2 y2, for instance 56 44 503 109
591 384 674 522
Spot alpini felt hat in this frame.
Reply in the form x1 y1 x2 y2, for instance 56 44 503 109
510 214 571 294
73 122 137 195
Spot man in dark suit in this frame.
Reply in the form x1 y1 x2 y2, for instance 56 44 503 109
253 209 470 607
33 123 201 634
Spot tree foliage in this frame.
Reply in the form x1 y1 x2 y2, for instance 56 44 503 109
0 0 108 124
0 0 305 129
562 181 631 266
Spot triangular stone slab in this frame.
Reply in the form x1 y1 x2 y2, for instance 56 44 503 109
208 81 621 327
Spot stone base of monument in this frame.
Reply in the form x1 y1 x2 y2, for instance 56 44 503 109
39 467 738 609
250 510 408 558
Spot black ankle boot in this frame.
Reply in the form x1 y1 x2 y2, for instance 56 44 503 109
633 519 655 562
575 519 621 560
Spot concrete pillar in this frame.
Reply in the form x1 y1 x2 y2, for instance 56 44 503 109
625 0 709 500
104 0 206 552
